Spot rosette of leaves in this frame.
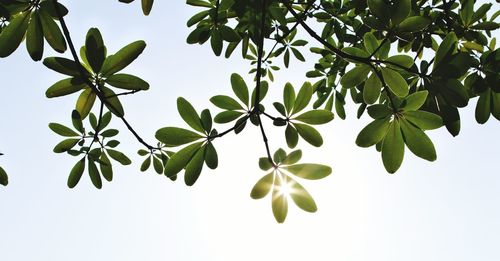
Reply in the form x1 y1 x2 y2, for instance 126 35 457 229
49 110 131 188
186 0 242 56
272 28 308 68
155 98 218 186
245 43 280 81
137 144 172 177
118 0 154 16
251 148 332 223
210 73 268 130
0 0 68 61
356 90 443 173
273 81 334 148
43 28 149 119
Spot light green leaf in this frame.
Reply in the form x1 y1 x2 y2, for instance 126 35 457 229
210 95 244 110
250 172 274 199
164 142 203 178
177 97 204 132
364 72 382 104
291 82 313 115
356 117 392 147
184 145 206 186
46 78 87 98
293 110 334 125
68 158 85 188
53 138 79 153
0 12 30 57
283 83 296 114
340 65 370 88
381 67 409 97
284 163 332 180
294 123 323 147
231 73 249 107
75 89 96 119
403 110 443 130
382 120 404 174
281 150 302 165
402 90 428 111
400 119 436 161
101 40 146 76
155 127 204 147
287 176 317 213
272 176 288 223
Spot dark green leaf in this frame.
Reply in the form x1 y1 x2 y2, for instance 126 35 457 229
107 149 131 165
68 158 85 188
177 97 204 132
356 117 391 147
105 74 150 91
101 40 146 76
155 127 204 147
0 11 30 58
164 142 203 178
400 119 436 161
39 9 66 53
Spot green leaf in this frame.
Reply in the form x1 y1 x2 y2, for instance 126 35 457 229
204 142 218 169
187 10 209 27
283 83 296 115
53 138 79 153
475 90 491 124
155 127 204 147
281 150 302 165
46 78 87 98
142 0 154 15
259 157 274 171
214 111 243 123
75 89 96 119
400 119 436 161
105 74 150 90
293 110 334 125
356 117 391 147
68 157 85 188
434 32 457 70
101 86 125 117
88 160 102 189
43 57 81 77
184 145 206 186
210 95 244 110
291 82 313 115
231 73 249 107
219 25 240 42
164 142 203 178
272 176 288 223
385 55 414 69
367 104 392 119
294 123 323 147
402 90 428 111
273 149 286 164
403 110 443 130
250 81 269 108
285 124 299 149
107 149 131 165
460 0 473 26
26 11 44 61
441 79 469 108
284 164 332 180
0 166 8 186
0 11 30 58
85 28 105 73
287 176 317 213
186 0 213 8
363 32 379 54
177 97 204 132
381 120 404 174
210 29 223 56
397 16 431 32
250 172 274 199
200 109 212 132
140 156 151 172
39 9 66 53
364 72 382 104
380 67 409 97
391 0 410 25
340 66 370 88
49 123 79 137
470 21 499 30
101 40 146 76
99 153 113 181
367 0 390 19
153 156 163 174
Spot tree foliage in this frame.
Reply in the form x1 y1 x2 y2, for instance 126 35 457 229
0 0 499 222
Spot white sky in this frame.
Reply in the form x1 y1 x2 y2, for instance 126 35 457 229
0 1 499 260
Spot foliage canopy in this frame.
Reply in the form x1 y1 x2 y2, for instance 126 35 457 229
0 0 499 222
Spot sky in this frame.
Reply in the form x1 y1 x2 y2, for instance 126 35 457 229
0 1 499 260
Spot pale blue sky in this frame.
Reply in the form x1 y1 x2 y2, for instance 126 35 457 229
0 1 499 260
